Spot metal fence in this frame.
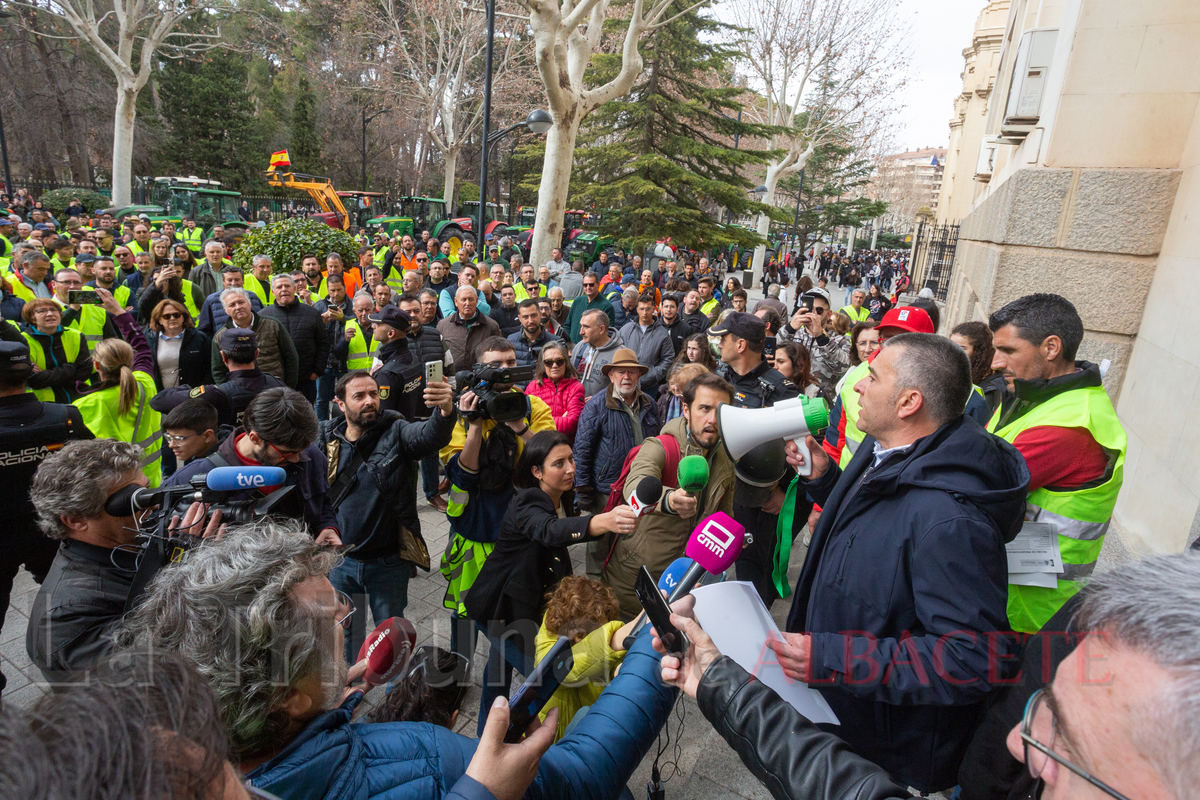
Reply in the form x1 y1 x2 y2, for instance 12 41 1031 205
4 178 112 200
909 223 959 301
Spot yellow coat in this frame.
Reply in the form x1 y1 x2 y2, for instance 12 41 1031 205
535 618 627 741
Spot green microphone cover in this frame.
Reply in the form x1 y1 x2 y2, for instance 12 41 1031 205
677 454 709 495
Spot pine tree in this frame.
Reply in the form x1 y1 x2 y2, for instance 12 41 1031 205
156 47 266 188
572 2 785 255
290 77 324 175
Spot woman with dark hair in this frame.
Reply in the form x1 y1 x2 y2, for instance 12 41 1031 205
866 283 892 321
172 242 199 276
525 340 585 440
791 275 814 313
366 645 470 728
151 237 172 269
673 332 717 371
951 320 1005 411
722 276 742 308
145 298 212 390
773 342 820 398
464 430 637 734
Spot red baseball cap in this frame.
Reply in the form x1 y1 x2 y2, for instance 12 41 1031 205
878 307 934 335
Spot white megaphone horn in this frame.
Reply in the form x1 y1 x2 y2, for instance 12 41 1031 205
718 396 830 477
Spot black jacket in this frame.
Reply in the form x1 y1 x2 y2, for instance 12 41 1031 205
374 337 424 421
261 300 330 380
463 487 590 628
697 656 913 800
318 407 457 563
314 296 354 372
680 309 710 333
27 539 138 682
490 303 521 337
785 416 1030 792
661 317 692 362
136 279 206 323
151 367 288 428
145 327 213 390
0 394 93 526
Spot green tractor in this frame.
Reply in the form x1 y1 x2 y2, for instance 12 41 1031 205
563 211 614 265
367 197 478 259
509 206 537 233
104 176 249 238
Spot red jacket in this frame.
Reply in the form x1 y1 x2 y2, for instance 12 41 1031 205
525 377 585 440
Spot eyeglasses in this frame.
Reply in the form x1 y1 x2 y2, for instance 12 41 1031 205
1020 689 1133 800
265 440 303 462
332 589 355 631
160 312 184 321
163 432 198 446
543 358 566 367
405 645 470 710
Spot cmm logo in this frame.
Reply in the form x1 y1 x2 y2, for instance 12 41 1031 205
696 519 736 558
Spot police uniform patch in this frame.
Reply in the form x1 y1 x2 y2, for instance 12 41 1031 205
378 386 390 399
189 386 205 397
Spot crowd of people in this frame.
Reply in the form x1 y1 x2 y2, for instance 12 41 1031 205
0 197 1193 800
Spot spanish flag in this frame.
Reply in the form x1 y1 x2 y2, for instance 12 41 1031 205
269 150 291 169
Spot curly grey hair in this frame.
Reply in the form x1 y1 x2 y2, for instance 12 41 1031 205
30 439 143 540
1074 552 1200 800
118 518 342 762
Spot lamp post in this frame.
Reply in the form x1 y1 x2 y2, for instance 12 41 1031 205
361 107 392 192
484 109 552 227
476 0 498 248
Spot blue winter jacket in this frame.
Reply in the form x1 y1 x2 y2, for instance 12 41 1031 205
574 386 661 494
245 631 677 800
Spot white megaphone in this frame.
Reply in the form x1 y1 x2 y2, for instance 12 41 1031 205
718 396 830 477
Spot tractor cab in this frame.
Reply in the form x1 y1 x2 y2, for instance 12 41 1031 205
337 191 388 230
107 176 246 237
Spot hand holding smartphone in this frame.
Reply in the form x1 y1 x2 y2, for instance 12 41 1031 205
635 565 689 656
504 635 574 744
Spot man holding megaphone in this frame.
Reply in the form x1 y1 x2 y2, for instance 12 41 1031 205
601 372 738 620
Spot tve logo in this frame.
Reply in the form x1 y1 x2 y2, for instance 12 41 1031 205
696 519 736 558
237 473 267 488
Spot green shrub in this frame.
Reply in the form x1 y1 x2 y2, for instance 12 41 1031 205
232 218 359 274
38 188 113 224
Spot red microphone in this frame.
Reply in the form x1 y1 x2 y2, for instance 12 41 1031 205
355 617 418 687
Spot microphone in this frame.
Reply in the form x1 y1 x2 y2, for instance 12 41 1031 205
628 476 663 518
677 455 709 495
355 616 418 687
625 512 746 647
203 466 287 492
657 556 728 594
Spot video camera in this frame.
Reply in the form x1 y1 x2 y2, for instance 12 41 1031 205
454 363 535 422
107 467 295 612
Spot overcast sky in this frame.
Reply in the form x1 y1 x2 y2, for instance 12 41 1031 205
891 0 990 153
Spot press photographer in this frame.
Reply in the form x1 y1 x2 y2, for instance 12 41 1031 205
439 336 554 655
166 386 342 545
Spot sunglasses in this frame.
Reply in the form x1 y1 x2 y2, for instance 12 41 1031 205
160 312 183 321
543 358 566 367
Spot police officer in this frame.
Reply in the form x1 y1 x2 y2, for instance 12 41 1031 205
712 311 799 609
0 341 93 695
367 306 424 421
150 328 286 429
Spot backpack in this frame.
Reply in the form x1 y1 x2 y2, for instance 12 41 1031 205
601 434 683 513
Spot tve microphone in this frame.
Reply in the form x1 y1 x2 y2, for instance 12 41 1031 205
355 616 418 687
676 455 709 495
203 466 287 492
625 512 747 647
657 556 727 594
628 476 663 518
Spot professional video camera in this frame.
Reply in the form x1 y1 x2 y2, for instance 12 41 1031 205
105 466 294 612
454 363 534 422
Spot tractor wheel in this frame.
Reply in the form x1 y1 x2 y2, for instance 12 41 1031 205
442 226 474 260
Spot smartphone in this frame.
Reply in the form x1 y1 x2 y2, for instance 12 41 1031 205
505 635 574 743
68 290 103 305
802 295 815 313
635 565 688 656
763 336 777 360
425 360 443 385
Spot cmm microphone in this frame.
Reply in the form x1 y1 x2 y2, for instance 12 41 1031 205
104 467 287 517
625 512 747 647
355 616 418 687
628 476 663 518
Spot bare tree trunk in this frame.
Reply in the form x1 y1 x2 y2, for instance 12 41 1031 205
530 114 581 267
442 146 459 208
111 83 137 205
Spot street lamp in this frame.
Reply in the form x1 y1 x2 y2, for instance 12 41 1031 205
361 107 392 192
484 108 552 227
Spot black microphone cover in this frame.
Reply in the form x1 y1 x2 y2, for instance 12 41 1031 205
634 476 663 505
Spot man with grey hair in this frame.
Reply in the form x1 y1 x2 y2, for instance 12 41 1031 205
25 440 180 681
263 272 329 401
544 246 569 279
772 332 1030 792
753 282 788 319
119 516 680 800
244 253 274 305
212 287 298 386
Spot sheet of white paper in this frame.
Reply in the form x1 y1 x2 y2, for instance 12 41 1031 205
1008 571 1059 588
692 581 840 725
1005 522 1063 574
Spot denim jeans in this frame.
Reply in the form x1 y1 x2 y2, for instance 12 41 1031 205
476 621 535 736
328 553 415 664
420 455 440 500
316 371 338 421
